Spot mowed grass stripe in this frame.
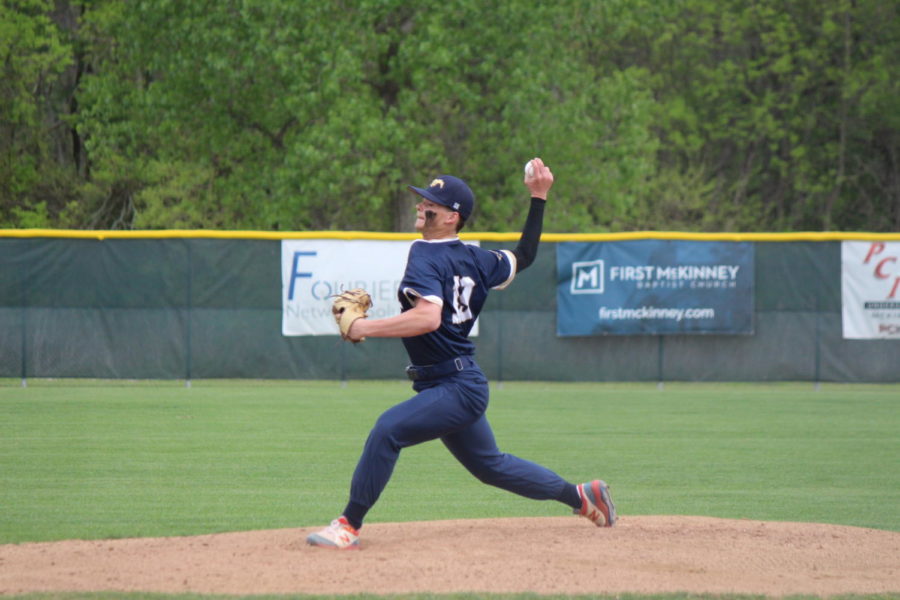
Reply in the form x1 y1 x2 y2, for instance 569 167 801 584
1 380 897 543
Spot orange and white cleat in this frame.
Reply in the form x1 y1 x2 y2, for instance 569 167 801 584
574 480 617 527
306 516 360 549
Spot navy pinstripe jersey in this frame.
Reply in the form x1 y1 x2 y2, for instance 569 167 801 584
399 238 517 365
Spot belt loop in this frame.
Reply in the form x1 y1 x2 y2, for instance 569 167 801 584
454 357 463 371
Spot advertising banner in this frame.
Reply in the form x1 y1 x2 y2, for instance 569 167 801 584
281 239 481 336
557 240 754 336
841 241 900 339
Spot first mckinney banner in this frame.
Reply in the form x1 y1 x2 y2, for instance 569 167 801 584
557 240 754 336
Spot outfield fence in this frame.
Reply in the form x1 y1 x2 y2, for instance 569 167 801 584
1 231 898 383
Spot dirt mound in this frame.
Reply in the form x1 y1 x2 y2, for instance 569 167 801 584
2 516 898 597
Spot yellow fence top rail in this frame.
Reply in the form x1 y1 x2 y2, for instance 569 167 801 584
2 229 900 242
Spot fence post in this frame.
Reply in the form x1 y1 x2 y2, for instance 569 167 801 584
496 283 504 386
20 304 27 388
657 335 665 389
19 241 28 388
814 295 822 389
339 339 347 386
185 240 193 388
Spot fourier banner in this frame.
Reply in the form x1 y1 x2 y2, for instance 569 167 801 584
281 239 481 336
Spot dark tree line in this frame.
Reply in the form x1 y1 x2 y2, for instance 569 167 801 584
2 0 898 232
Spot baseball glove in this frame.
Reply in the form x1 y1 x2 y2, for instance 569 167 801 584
331 288 372 342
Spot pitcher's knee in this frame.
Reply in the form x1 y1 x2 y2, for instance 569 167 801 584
372 411 420 451
365 418 399 452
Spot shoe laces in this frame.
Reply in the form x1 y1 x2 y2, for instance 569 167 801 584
332 517 358 535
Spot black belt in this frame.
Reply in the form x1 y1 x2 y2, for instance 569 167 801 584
405 356 473 381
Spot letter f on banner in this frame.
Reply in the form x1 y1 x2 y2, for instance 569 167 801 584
288 251 316 300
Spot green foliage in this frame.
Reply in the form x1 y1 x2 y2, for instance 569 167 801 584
0 0 74 227
10 200 50 227
627 165 720 231
2 0 899 231
633 0 900 231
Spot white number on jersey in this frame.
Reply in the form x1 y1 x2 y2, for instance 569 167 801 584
451 275 476 324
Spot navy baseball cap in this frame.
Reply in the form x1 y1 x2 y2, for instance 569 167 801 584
408 175 474 220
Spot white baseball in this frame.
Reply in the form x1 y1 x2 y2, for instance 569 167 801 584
524 160 534 178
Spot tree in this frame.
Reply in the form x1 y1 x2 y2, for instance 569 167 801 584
0 0 74 227
69 0 659 232
617 0 900 231
5 0 897 232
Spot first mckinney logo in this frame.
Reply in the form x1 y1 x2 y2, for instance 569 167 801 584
571 260 604 294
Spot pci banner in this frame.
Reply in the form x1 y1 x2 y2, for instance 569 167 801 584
557 240 754 336
841 241 900 339
281 239 480 336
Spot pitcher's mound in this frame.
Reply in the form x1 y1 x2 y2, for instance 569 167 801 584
2 516 898 597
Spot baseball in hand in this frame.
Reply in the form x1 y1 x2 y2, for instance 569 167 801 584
524 160 535 178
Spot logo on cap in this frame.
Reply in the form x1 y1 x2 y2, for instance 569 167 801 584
430 179 445 189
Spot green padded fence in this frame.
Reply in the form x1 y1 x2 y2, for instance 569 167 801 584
1 231 898 383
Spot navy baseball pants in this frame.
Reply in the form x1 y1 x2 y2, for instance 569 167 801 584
344 361 571 526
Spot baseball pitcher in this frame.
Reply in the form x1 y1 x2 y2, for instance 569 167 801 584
308 158 616 549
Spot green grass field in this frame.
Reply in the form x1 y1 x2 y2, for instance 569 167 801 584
1 379 899 600
2 379 898 544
